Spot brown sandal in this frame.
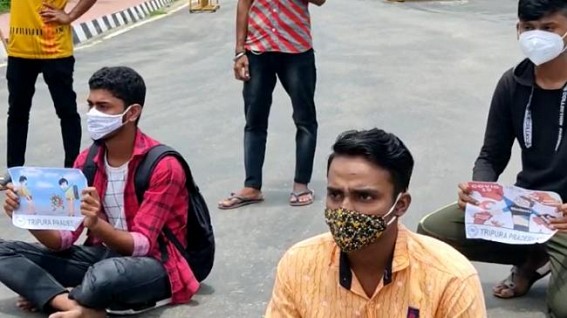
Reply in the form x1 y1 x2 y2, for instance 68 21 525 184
218 193 264 210
493 262 550 299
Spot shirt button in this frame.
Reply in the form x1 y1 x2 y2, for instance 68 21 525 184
272 28 276 32
273 9 277 12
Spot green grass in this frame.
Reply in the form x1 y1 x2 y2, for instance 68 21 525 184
0 0 9 14
149 9 166 17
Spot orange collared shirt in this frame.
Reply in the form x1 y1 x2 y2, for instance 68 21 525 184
266 225 486 318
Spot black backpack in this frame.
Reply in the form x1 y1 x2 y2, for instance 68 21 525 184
82 143 215 282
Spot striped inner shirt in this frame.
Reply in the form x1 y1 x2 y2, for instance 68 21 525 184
246 0 313 54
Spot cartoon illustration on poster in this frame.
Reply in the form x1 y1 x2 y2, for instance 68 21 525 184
8 167 86 231
465 182 562 245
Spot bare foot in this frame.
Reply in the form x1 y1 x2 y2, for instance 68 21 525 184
16 296 37 312
48 307 106 318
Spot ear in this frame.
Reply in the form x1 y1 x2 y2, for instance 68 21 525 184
126 104 142 123
394 192 411 218
516 23 521 39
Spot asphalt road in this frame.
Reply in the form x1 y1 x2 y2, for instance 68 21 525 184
0 0 550 317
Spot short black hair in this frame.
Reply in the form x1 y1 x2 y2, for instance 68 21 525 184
328 128 415 198
19 176 27 183
518 0 567 21
58 178 68 186
89 66 146 109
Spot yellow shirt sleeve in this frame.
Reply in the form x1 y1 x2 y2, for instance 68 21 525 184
437 274 487 318
65 187 75 200
265 252 302 318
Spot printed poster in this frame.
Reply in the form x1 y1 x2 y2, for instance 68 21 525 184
465 182 562 245
8 167 87 231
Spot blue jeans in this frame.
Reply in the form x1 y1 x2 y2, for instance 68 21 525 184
0 240 170 312
243 49 318 189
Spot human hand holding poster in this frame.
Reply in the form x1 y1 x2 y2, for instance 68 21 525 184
8 167 87 231
465 182 562 244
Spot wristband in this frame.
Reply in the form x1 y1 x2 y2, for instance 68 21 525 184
233 51 246 62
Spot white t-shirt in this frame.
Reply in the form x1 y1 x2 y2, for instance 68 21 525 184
103 157 128 231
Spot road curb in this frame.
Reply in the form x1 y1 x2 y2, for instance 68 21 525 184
72 0 175 45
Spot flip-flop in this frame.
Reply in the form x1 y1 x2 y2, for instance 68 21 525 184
218 193 264 210
290 190 314 207
493 261 551 299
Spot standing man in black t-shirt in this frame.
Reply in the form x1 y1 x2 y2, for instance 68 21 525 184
418 1 567 316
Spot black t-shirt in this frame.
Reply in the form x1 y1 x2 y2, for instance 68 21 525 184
473 59 567 200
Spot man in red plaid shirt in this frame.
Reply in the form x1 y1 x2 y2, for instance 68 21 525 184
219 0 326 209
0 67 199 318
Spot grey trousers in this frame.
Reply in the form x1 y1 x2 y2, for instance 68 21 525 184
417 203 567 318
0 240 171 312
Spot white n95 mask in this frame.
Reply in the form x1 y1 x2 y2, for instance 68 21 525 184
519 30 567 66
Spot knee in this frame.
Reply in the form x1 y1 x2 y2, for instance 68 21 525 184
0 240 21 257
548 295 567 318
71 258 127 308
294 116 318 130
54 105 79 119
244 110 269 130
416 213 437 238
7 105 31 119
416 221 428 236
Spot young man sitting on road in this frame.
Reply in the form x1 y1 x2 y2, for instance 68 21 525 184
266 129 486 317
0 66 199 318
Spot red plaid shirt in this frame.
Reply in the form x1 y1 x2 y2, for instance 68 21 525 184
60 130 199 304
245 0 313 53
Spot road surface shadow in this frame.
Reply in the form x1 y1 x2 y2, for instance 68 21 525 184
0 284 214 317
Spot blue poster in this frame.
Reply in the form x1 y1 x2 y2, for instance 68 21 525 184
8 167 87 231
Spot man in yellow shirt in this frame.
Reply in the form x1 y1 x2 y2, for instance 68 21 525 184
266 129 486 318
7 0 96 168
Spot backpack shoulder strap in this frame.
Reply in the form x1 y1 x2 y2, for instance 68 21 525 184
134 144 197 204
135 145 196 262
83 143 101 187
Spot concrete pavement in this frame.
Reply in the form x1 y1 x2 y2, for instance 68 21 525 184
0 0 551 317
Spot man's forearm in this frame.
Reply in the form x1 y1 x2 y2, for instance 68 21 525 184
236 0 252 53
90 220 135 256
68 0 97 22
30 230 62 250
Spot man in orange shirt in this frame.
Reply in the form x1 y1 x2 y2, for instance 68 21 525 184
7 0 96 168
266 129 486 318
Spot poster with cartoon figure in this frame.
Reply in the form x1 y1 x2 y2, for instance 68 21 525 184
465 182 562 245
8 167 87 231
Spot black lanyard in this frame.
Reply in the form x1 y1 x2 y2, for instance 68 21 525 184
523 85 567 152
